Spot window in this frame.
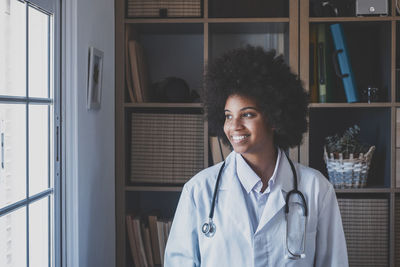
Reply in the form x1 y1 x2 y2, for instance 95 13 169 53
0 0 59 266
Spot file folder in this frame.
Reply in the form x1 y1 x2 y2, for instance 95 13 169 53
317 24 335 103
330 23 359 103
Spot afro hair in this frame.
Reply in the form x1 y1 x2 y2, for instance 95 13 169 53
203 45 309 150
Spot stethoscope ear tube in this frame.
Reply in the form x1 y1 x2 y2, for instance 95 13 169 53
203 161 225 238
285 153 308 217
208 161 225 220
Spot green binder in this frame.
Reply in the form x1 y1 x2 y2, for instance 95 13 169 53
317 24 334 103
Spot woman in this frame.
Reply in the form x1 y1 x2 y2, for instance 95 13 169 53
164 46 348 266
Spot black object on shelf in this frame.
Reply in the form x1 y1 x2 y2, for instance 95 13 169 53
209 0 288 18
310 0 355 17
151 76 200 103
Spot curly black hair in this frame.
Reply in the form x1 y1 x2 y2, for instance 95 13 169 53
203 45 309 150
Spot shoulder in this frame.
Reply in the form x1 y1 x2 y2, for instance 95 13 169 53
182 152 235 200
178 161 224 208
295 163 334 195
183 161 224 192
295 163 340 221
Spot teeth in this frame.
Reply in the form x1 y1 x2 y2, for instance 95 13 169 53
232 135 247 141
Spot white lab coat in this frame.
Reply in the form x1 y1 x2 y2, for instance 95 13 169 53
164 151 348 267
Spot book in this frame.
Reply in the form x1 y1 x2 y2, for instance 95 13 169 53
128 40 150 102
397 149 400 187
125 28 136 102
309 24 319 103
210 136 223 163
397 108 400 147
210 136 232 164
317 24 327 103
126 215 141 267
148 215 162 265
133 217 148 267
330 23 359 103
128 40 143 102
135 41 150 102
163 221 169 247
140 222 154 267
141 223 155 267
156 220 165 264
220 138 232 159
317 24 335 103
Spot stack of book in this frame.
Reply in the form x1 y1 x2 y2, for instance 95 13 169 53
126 38 150 103
130 112 205 184
309 23 358 103
126 214 173 267
338 198 389 266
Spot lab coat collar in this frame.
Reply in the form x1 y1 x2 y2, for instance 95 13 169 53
235 153 262 194
218 149 296 234
274 149 296 194
217 151 254 236
256 150 297 233
221 149 294 192
235 149 282 194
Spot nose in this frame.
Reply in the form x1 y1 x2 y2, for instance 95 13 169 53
227 116 243 130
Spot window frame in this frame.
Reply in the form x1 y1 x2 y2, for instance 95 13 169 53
0 0 61 266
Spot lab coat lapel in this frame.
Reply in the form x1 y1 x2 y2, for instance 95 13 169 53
219 152 253 237
256 152 294 233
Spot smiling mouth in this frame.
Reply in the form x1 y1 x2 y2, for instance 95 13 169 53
231 135 249 143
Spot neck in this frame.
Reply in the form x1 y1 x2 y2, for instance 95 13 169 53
242 147 278 191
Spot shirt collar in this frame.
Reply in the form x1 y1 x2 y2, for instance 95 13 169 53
235 148 282 194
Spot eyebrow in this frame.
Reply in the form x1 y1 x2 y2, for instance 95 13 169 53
224 107 259 112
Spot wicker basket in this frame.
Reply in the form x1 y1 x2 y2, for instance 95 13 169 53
323 146 375 188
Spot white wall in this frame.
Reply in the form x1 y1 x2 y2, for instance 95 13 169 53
65 0 115 266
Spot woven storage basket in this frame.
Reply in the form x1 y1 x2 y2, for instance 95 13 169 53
323 146 375 188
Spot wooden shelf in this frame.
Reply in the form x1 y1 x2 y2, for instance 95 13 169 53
116 0 400 266
335 188 392 193
309 102 394 108
205 18 290 23
125 18 205 24
309 16 396 22
124 102 203 108
125 17 290 24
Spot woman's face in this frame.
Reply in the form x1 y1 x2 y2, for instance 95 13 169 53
223 94 274 157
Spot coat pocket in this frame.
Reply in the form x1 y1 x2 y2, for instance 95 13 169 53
285 230 317 267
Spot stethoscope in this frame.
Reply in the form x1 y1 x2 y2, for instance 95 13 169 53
201 152 308 259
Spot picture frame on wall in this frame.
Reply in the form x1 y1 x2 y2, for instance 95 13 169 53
87 46 104 110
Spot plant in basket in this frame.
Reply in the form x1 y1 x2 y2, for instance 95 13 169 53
323 125 375 189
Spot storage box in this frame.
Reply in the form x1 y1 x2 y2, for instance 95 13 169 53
356 0 388 16
130 112 205 184
127 0 202 18
338 198 389 267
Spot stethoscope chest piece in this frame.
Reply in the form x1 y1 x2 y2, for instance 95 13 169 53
202 219 216 238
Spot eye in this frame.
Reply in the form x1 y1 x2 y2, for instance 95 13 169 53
225 114 232 120
242 112 255 118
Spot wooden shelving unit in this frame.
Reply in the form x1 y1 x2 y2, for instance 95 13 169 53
299 0 400 266
116 0 400 266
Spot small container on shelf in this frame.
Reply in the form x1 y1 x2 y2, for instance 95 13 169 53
323 124 375 188
309 107 391 188
324 145 375 188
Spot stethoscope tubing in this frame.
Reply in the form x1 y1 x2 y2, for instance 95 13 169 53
202 151 309 258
